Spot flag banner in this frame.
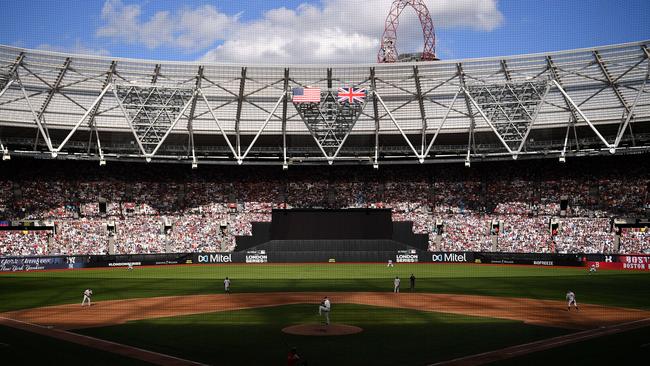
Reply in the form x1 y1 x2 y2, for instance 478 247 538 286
292 87 321 103
337 87 367 104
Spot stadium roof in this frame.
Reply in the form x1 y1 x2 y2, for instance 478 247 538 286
0 40 649 166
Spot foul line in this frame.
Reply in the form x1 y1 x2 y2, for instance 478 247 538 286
0 317 208 366
429 318 650 366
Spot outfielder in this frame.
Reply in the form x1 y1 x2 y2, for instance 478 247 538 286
394 276 400 293
387 259 394 268
566 290 578 311
589 263 597 274
224 277 231 293
318 296 331 325
81 288 93 306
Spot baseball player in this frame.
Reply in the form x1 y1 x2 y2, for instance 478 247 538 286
318 296 331 325
81 288 93 306
589 263 597 274
224 277 231 293
566 290 578 311
394 276 400 293
127 263 134 271
387 259 394 268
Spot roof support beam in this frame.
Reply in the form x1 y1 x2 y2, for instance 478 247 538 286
370 67 380 166
594 50 636 145
546 56 581 124
56 83 113 153
593 51 630 115
87 61 117 160
282 68 289 166
457 63 476 159
186 66 203 165
31 57 71 153
198 89 239 160
614 60 649 148
17 76 54 153
0 79 14 101
374 90 420 161
515 82 551 154
151 64 161 84
423 88 461 160
551 80 613 150
412 66 427 156
501 59 512 81
239 91 286 163
463 88 515 155
234 67 247 158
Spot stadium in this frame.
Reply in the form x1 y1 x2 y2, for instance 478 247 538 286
0 1 649 365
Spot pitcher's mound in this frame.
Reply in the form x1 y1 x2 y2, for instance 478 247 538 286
282 324 363 336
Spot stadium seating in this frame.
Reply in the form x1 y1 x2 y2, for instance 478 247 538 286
0 154 648 256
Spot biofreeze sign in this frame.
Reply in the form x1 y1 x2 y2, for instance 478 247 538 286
396 254 419 263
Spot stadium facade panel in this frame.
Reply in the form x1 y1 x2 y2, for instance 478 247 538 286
0 40 648 165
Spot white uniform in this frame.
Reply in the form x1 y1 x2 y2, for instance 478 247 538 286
387 260 394 267
589 264 597 273
224 278 231 293
566 291 578 310
394 277 400 293
318 298 331 325
127 263 134 270
82 289 93 306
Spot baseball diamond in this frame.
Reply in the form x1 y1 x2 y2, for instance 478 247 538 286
1 1 650 365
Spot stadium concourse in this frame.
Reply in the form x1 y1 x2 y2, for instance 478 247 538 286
0 154 648 257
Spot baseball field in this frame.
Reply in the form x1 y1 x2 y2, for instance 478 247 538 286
1 263 649 365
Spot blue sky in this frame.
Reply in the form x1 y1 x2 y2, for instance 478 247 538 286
1 0 649 63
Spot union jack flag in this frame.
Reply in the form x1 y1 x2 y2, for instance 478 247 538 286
337 87 366 104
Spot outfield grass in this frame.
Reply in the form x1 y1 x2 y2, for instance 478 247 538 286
77 304 570 366
1 264 649 312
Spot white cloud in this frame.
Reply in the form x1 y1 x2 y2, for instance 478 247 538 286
96 0 239 50
95 0 503 63
37 39 110 57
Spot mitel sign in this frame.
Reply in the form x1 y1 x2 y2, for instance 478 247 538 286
432 253 468 263
197 254 232 263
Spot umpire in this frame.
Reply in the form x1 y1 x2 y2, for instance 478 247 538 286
409 274 416 291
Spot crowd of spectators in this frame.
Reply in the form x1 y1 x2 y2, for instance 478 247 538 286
0 155 648 257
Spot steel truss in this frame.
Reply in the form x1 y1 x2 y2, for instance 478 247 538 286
465 80 550 156
293 90 367 162
0 41 649 166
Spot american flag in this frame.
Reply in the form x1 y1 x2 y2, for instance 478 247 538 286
337 87 366 104
292 87 321 103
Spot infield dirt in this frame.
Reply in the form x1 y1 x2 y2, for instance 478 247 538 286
3 292 649 330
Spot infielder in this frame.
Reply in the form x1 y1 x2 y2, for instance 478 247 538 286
318 296 331 325
224 277 231 293
566 290 578 311
394 276 400 293
81 288 93 306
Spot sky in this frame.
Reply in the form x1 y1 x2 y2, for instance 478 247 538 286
1 0 649 64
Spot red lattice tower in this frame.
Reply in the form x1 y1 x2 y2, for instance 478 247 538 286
378 0 436 63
